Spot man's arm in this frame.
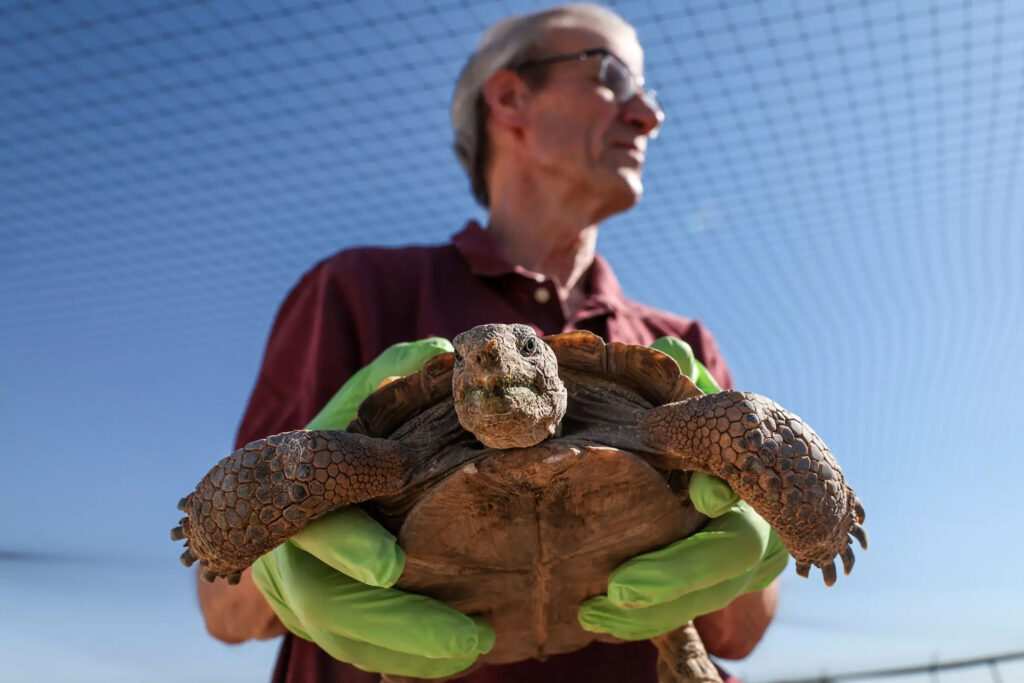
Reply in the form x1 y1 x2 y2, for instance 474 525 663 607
196 573 780 653
695 580 779 659
196 261 358 645
647 332 780 660
198 567 285 643
690 326 779 660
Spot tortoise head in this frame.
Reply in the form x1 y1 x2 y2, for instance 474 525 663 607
452 324 567 449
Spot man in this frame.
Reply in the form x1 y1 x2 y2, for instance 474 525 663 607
198 5 783 681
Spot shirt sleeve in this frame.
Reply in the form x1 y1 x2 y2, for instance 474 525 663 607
234 259 362 449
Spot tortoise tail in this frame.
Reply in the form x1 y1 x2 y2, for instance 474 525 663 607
171 430 412 582
652 622 723 683
640 391 867 587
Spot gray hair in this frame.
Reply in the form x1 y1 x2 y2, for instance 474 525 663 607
451 4 637 207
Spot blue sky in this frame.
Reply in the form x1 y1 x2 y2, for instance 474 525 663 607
1 1 1022 681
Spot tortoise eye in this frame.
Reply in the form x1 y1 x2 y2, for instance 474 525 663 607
453 350 463 364
520 337 539 356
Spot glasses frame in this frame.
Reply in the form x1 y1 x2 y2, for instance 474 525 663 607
470 48 663 206
513 47 659 112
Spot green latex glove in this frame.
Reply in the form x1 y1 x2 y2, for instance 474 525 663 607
576 337 790 641
306 337 455 431
252 338 495 678
648 335 723 395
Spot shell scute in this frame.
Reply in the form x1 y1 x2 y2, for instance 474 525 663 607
543 330 607 374
605 341 682 404
352 332 702 442
544 330 700 405
352 352 454 437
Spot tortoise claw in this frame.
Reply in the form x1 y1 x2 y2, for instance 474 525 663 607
820 561 837 587
202 570 218 582
854 497 866 524
180 550 197 567
170 526 186 541
840 545 856 575
177 496 191 512
227 572 242 585
849 523 869 550
795 561 811 578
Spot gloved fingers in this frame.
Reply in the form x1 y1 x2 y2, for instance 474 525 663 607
648 337 722 395
745 530 789 592
251 552 313 642
274 541 495 659
579 573 753 641
688 472 739 518
372 337 454 379
650 337 699 383
301 624 480 679
307 337 452 430
289 507 404 588
693 360 722 394
605 502 771 608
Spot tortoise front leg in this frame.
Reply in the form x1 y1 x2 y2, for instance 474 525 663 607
652 622 722 683
639 392 867 585
171 430 414 583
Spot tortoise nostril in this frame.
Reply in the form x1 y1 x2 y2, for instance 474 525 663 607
477 349 500 369
474 339 504 369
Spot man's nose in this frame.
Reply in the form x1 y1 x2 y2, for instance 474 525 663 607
622 92 664 137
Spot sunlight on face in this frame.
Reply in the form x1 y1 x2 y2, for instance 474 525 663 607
522 25 659 217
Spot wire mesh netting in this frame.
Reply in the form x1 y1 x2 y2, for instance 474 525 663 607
2 2 1022 682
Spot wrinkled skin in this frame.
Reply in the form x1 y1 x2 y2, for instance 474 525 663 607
451 324 567 449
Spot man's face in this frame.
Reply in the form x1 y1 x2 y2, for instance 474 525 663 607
517 26 662 215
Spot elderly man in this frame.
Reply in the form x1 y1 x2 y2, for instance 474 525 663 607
198 5 784 682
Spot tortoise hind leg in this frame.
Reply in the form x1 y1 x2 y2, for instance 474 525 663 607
639 391 867 586
651 622 722 683
172 430 415 581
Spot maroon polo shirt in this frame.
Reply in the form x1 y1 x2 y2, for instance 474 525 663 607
235 221 738 683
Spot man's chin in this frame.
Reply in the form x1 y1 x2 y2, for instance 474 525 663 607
619 168 645 200
601 169 644 213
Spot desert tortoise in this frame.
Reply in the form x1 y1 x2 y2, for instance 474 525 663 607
173 323 866 682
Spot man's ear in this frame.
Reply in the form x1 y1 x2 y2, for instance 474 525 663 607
481 69 531 131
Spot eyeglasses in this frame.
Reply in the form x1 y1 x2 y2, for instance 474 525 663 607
513 48 661 117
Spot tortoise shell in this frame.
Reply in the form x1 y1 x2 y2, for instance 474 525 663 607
347 331 708 664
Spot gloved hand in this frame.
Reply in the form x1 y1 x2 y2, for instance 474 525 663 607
576 337 790 641
251 338 495 679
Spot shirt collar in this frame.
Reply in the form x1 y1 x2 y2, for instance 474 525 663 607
451 220 626 315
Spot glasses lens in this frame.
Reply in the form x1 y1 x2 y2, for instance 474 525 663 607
601 56 634 102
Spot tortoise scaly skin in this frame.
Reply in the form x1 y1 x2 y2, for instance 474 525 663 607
173 323 866 683
641 391 867 583
174 431 412 583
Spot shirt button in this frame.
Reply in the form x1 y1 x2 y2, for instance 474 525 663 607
533 287 551 304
